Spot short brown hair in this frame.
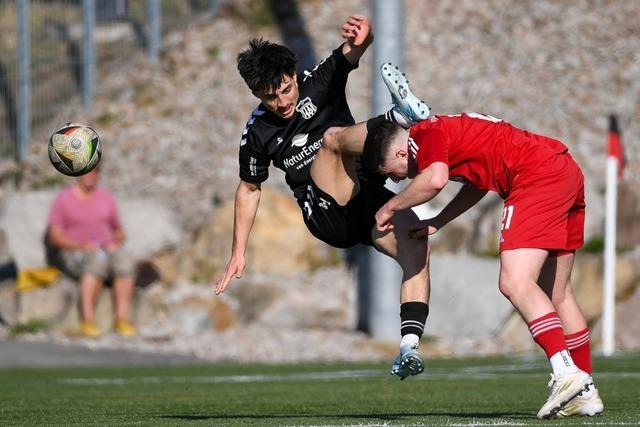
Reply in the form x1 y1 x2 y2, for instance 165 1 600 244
363 121 403 174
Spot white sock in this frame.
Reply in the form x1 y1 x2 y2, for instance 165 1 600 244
385 108 412 129
549 350 580 377
400 333 420 350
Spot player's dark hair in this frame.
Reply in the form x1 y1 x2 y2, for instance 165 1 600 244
237 38 298 93
363 121 403 174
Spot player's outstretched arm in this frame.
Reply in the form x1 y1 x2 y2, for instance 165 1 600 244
215 180 262 295
410 185 488 238
375 162 449 231
341 14 374 65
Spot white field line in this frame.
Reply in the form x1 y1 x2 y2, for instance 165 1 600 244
279 423 637 427
58 367 640 386
284 421 640 427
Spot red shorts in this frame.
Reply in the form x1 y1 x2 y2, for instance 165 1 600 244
499 153 585 253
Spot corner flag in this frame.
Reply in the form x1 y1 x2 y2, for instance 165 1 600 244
608 115 625 180
602 114 623 356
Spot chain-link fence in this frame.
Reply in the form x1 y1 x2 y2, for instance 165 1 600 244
0 0 218 161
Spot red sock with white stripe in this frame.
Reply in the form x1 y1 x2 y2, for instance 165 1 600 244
528 312 579 377
565 328 592 374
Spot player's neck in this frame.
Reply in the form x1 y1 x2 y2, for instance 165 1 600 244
73 184 96 199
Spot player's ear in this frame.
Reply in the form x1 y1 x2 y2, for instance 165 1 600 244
396 148 409 159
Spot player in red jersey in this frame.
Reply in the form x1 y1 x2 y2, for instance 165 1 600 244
363 113 604 419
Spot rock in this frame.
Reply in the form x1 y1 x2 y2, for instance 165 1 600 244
428 253 511 339
572 254 640 322
181 185 339 283
593 284 640 350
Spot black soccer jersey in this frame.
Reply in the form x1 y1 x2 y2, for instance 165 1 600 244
238 46 358 200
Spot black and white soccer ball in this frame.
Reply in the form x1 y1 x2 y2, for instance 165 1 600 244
48 123 102 176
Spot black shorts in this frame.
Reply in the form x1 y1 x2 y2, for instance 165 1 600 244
297 177 395 248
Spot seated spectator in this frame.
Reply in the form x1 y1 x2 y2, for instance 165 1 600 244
47 167 137 337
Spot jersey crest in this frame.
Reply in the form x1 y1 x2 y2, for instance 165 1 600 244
296 97 317 120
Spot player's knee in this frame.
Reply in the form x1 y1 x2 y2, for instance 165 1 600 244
321 127 343 154
551 281 572 306
498 272 517 301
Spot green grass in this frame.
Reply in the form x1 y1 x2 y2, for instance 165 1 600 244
8 319 49 337
0 353 638 426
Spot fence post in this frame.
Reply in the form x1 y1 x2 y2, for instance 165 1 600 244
82 0 95 108
148 0 161 63
211 0 221 16
16 0 30 161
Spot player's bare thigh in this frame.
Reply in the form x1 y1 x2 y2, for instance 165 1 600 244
372 208 427 261
499 248 557 321
372 209 430 302
310 124 368 205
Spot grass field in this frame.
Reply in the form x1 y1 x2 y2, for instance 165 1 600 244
0 352 638 426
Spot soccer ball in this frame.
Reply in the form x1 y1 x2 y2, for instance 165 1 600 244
48 123 102 176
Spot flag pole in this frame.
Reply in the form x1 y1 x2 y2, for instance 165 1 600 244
602 115 620 357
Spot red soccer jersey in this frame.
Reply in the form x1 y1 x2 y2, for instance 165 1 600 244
408 113 568 198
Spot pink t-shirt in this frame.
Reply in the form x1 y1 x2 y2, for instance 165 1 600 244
48 186 122 247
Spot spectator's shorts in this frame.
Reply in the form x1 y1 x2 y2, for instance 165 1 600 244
298 176 395 248
499 152 585 253
58 247 135 282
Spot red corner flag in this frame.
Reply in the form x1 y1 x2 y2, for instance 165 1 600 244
608 115 625 180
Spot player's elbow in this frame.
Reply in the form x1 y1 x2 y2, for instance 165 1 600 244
428 163 449 191
429 173 448 191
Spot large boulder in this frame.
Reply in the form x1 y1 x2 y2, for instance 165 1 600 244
180 185 339 283
427 253 511 339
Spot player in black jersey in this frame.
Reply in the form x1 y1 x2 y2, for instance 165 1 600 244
215 14 431 380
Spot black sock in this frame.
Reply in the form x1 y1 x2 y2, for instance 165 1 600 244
400 302 429 338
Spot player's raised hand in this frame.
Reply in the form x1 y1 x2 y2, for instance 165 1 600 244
215 254 245 295
341 14 373 47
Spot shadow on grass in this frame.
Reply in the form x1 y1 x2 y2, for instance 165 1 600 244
160 411 534 422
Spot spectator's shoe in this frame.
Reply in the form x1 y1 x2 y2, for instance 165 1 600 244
556 381 604 418
390 344 424 380
80 321 101 338
537 370 591 419
381 62 431 126
114 318 137 336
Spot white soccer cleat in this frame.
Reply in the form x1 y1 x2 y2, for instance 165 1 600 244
390 344 424 380
381 62 431 125
536 370 591 419
556 382 604 418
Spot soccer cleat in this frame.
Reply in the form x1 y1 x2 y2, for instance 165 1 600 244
390 344 424 380
536 370 591 419
556 383 604 418
80 321 101 338
113 318 137 336
381 62 431 125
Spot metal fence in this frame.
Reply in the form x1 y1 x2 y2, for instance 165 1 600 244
0 0 218 161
